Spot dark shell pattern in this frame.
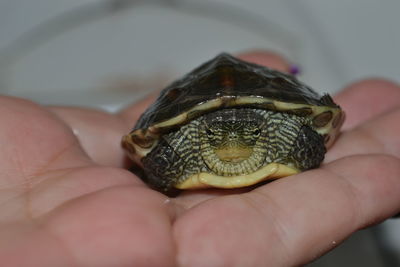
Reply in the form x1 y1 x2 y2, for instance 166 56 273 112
134 53 339 131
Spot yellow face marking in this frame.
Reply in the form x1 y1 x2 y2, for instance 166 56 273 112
175 163 299 189
214 147 253 162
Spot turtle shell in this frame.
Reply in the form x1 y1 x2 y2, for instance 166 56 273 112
123 53 344 159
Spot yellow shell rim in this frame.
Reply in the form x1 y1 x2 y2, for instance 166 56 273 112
123 96 344 159
175 163 300 189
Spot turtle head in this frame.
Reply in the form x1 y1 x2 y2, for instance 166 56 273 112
203 120 261 162
199 108 268 176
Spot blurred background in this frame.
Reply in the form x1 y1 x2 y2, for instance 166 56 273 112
0 0 399 265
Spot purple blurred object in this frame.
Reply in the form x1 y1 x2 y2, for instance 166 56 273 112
289 64 301 75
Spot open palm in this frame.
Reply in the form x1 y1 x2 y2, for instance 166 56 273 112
1 52 399 267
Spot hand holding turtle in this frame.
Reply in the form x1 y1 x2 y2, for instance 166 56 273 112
0 51 398 266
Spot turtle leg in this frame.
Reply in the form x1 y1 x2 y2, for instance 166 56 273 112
289 125 326 170
141 122 203 193
141 138 184 192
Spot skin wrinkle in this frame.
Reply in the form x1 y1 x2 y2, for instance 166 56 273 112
323 154 400 228
0 149 86 192
3 163 137 223
50 106 130 167
41 184 175 267
22 139 84 220
326 128 382 163
353 155 399 220
169 198 190 219
240 191 292 265
33 138 91 176
42 203 93 267
159 198 179 266
0 219 81 266
304 172 361 266
357 125 387 153
23 168 88 218
40 223 79 267
12 148 34 221
249 165 377 266
0 167 86 215
0 169 69 220
258 179 329 266
362 109 400 157
320 166 363 229
360 125 391 157
167 203 179 267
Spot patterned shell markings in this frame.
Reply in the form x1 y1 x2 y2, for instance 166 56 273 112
133 53 339 132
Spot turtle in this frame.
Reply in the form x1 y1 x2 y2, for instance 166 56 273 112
122 53 344 193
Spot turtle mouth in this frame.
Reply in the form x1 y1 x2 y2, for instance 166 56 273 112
214 146 253 162
201 146 266 177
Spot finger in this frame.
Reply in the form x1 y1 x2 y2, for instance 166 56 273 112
0 182 176 267
173 154 400 267
41 186 176 267
0 99 157 222
118 51 290 127
50 106 129 167
326 107 400 162
0 96 91 187
334 78 400 130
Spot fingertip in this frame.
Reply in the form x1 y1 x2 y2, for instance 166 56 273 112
335 78 400 130
323 154 400 225
337 78 400 101
51 106 129 167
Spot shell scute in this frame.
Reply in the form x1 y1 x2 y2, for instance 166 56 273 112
133 53 340 132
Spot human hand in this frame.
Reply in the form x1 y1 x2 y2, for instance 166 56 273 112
1 51 399 267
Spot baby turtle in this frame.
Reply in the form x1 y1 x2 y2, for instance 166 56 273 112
122 53 344 192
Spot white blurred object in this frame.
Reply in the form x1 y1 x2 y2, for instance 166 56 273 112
381 219 400 263
0 0 302 111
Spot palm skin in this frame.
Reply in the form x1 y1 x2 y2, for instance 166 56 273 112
0 52 399 267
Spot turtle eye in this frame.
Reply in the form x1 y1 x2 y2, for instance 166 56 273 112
206 129 215 137
252 129 261 137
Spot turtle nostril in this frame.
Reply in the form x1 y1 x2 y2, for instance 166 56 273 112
228 132 238 140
